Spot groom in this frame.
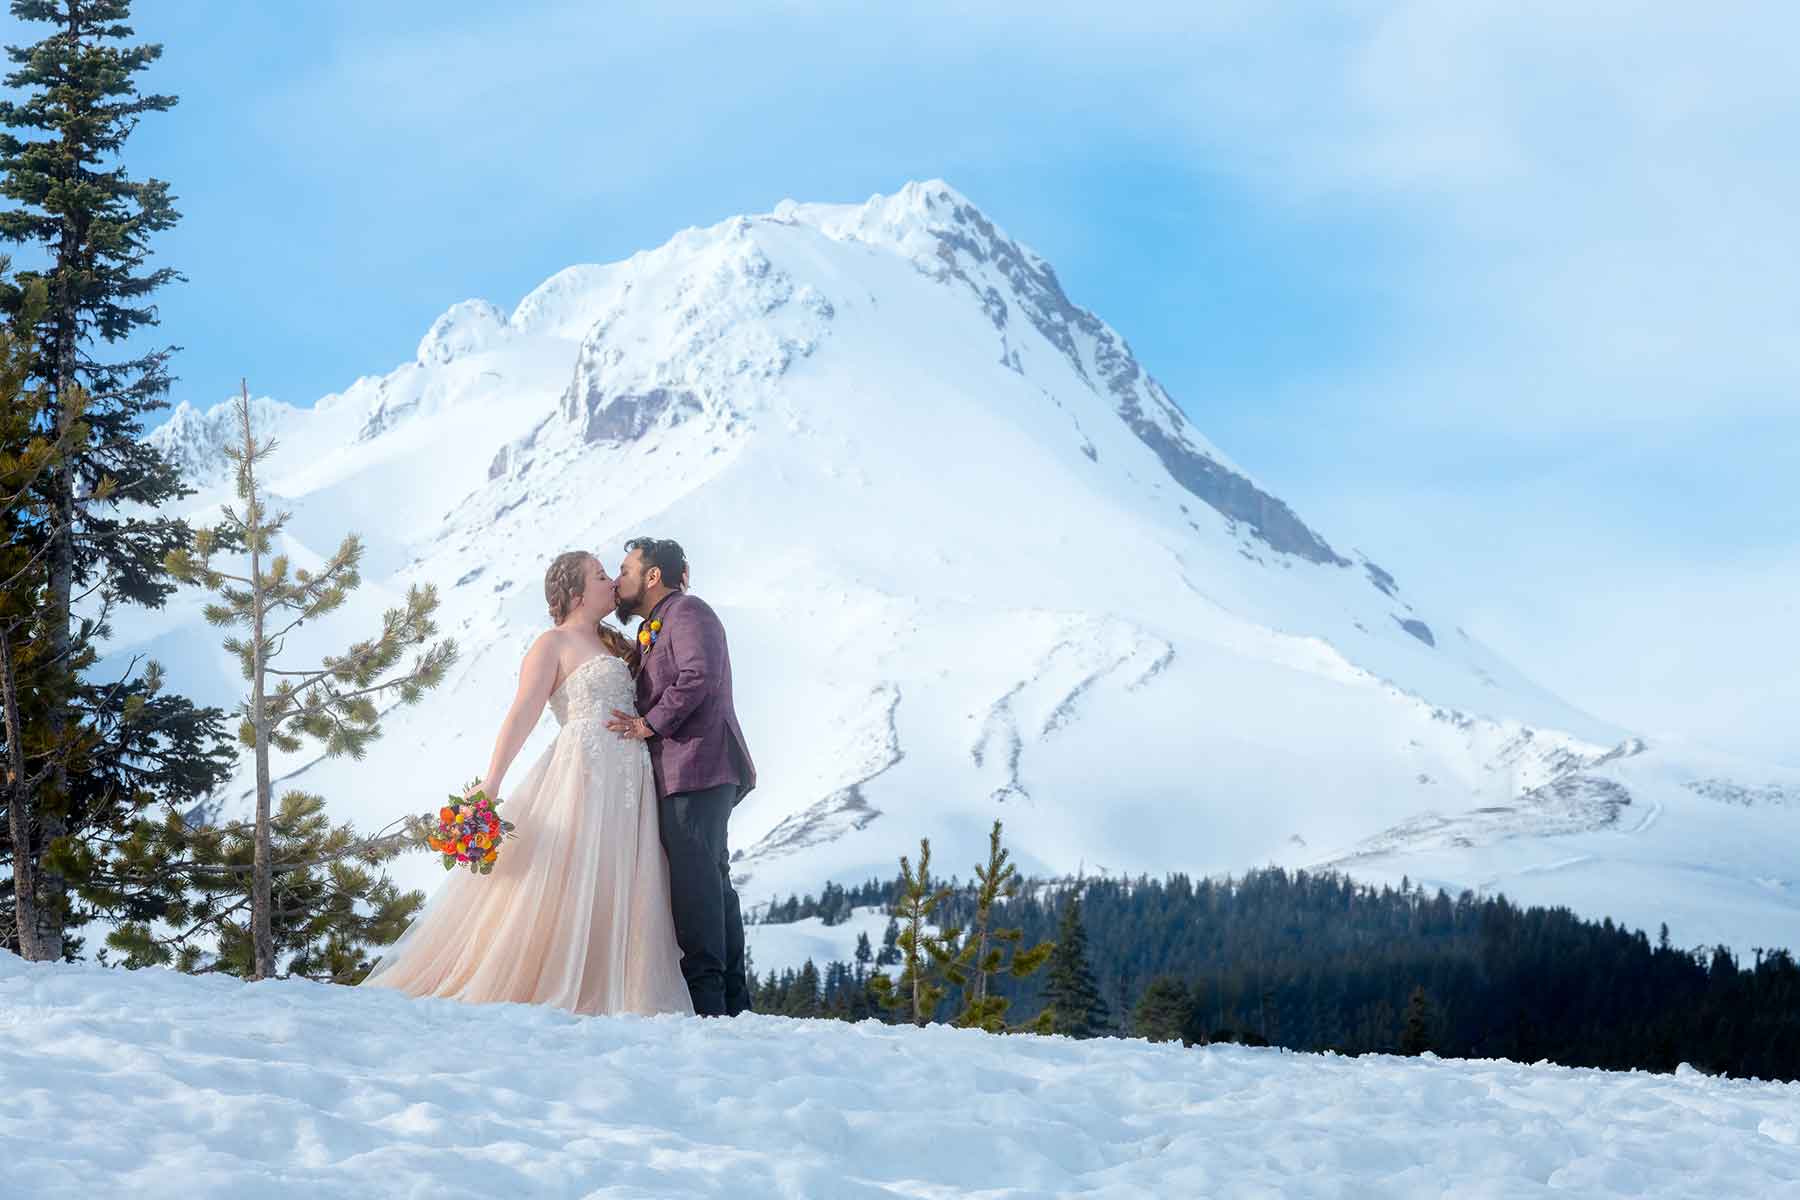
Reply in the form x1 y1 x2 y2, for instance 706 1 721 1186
606 537 756 1017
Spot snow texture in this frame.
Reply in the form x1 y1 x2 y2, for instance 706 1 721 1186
5 954 1799 1198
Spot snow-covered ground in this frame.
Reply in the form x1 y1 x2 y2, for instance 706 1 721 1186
745 906 894 977
4 956 1798 1198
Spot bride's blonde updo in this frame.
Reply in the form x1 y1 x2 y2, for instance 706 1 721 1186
544 550 593 625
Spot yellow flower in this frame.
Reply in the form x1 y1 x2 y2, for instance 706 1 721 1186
649 620 662 632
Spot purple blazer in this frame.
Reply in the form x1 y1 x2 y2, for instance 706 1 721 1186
635 591 756 803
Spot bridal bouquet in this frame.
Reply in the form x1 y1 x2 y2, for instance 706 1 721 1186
425 787 516 875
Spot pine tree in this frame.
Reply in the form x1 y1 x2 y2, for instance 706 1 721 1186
161 386 454 979
877 915 901 966
869 837 963 1026
1 269 231 961
853 930 873 982
1132 976 1195 1044
953 819 1053 1033
1400 985 1433 1056
0 275 82 957
0 0 203 961
1041 886 1109 1038
102 790 424 979
786 959 822 1018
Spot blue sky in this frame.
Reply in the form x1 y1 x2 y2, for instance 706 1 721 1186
4 1 1795 763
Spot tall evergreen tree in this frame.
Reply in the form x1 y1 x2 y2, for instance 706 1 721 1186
0 0 216 961
1131 976 1195 1044
161 387 454 979
1041 886 1109 1038
952 819 1053 1033
1 268 231 962
1400 985 1433 1056
0 274 79 956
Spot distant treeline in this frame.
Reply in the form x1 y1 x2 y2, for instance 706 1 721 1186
752 878 890 926
751 867 1800 1082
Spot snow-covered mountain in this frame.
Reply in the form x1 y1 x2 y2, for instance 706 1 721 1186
129 181 1800 955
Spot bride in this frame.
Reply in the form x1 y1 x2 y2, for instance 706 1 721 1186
360 550 694 1017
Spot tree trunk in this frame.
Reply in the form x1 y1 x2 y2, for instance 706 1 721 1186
1 630 43 961
972 921 990 1006
240 385 276 981
25 0 90 965
31 433 72 963
33 322 78 963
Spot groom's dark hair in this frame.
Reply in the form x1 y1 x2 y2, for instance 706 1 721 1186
626 537 687 590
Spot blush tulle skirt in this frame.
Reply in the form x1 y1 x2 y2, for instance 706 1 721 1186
359 721 694 1017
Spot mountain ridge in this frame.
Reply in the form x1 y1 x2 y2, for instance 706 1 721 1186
132 181 1799 956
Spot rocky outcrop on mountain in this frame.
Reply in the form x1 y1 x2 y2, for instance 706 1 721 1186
147 394 297 486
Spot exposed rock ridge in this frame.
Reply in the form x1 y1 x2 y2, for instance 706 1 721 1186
913 186 1349 567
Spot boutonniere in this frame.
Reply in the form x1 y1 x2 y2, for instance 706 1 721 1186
636 618 663 653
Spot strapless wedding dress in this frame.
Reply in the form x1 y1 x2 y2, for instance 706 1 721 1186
361 653 693 1016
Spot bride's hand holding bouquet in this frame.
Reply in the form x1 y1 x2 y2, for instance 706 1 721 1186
424 779 517 875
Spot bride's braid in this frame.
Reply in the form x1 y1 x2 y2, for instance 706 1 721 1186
544 551 592 625
595 622 641 674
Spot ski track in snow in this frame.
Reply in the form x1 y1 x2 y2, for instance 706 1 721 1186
4 955 1799 1199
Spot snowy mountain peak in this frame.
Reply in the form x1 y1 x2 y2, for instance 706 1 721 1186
774 178 991 255
480 181 1351 578
148 393 298 486
417 299 510 366
124 183 1800 958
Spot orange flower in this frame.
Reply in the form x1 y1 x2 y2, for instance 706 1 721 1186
482 850 497 864
438 806 454 823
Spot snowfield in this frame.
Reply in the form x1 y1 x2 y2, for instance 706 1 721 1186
4 956 1798 1198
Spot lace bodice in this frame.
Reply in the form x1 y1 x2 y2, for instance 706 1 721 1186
549 654 637 726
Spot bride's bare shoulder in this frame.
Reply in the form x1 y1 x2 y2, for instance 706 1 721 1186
522 630 567 673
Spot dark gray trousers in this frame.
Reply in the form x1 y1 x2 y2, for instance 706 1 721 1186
657 783 749 1016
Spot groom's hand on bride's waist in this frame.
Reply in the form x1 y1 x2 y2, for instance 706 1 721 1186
607 709 656 740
